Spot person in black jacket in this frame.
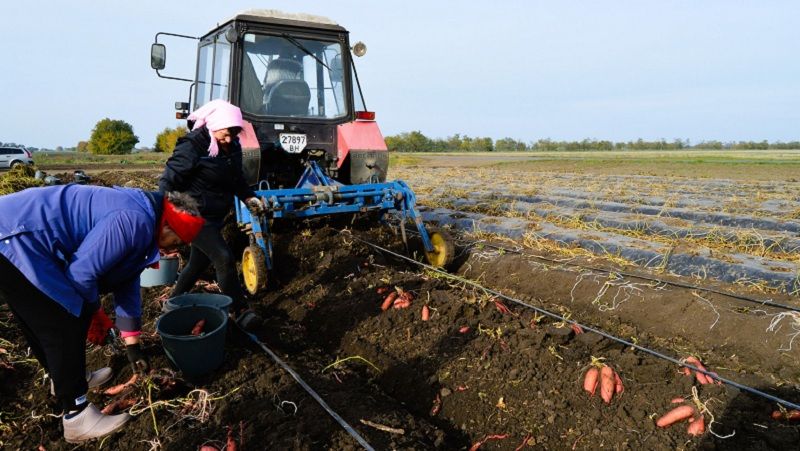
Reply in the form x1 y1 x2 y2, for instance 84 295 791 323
159 100 265 329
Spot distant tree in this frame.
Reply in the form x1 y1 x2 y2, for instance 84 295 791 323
87 118 139 155
445 134 464 152
428 137 448 152
495 138 528 152
695 140 724 150
469 137 494 152
385 131 431 152
384 134 800 153
76 141 89 153
405 131 432 152
154 126 189 153
533 139 557 152
384 135 402 152
458 136 473 152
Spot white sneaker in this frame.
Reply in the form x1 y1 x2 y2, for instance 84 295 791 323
86 367 113 389
63 403 130 443
49 367 114 396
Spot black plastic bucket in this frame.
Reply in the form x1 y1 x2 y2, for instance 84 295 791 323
155 305 227 378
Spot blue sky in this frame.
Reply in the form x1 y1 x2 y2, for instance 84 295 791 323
3 1 798 149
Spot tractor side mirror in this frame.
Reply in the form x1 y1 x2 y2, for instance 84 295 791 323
150 43 166 70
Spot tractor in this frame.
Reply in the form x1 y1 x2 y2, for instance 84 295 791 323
150 9 453 293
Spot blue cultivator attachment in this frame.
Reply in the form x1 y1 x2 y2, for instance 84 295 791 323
235 162 452 293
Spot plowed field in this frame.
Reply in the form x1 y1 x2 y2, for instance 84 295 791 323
1 158 799 450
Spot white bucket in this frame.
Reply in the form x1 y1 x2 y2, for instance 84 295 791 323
140 256 179 287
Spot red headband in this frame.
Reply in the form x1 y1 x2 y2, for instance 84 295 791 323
160 197 205 243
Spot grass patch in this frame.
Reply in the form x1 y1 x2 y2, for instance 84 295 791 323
389 153 423 167
0 165 43 195
33 151 170 168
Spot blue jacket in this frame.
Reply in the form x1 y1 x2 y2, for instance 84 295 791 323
0 184 162 332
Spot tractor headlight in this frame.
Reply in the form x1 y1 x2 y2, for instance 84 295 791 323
352 41 367 57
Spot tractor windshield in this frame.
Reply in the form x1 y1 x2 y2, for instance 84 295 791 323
240 33 348 119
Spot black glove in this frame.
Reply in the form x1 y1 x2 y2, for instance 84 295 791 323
126 343 149 374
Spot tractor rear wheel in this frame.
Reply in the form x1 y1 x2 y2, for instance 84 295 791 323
424 228 455 268
241 245 268 295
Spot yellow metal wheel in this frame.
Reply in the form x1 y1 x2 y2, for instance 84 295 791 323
241 245 268 295
424 228 455 268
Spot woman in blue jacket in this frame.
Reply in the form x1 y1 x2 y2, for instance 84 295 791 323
159 100 265 329
0 185 204 443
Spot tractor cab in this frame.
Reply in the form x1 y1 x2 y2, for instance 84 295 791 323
151 10 454 293
151 9 387 189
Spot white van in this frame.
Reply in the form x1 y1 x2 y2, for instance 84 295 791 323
0 147 34 169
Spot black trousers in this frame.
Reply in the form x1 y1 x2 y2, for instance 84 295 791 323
172 222 247 312
0 254 94 411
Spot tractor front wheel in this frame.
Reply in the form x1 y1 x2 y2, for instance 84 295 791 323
424 228 455 269
241 245 268 295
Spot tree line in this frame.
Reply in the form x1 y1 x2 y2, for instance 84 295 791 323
7 122 800 155
385 132 800 152
3 119 182 154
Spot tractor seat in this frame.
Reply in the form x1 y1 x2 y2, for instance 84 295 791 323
263 58 303 90
265 80 311 116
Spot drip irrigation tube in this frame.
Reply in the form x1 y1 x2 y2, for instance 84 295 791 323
400 224 800 313
347 231 800 412
240 329 375 451
469 239 800 313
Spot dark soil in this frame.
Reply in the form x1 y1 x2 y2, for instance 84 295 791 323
1 171 798 450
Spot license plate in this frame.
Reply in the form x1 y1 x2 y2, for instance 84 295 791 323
279 133 307 153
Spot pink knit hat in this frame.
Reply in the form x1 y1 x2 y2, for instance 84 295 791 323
187 99 244 157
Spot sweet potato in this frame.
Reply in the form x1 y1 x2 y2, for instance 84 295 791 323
614 371 624 394
494 300 512 315
771 409 800 421
103 374 138 396
381 292 398 311
393 298 411 309
226 426 237 451
687 415 706 436
191 319 206 336
421 305 430 321
599 366 615 403
458 326 471 334
199 446 219 451
583 367 599 396
100 397 137 415
671 397 686 404
376 286 390 295
685 357 710 385
430 394 441 416
656 405 696 428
